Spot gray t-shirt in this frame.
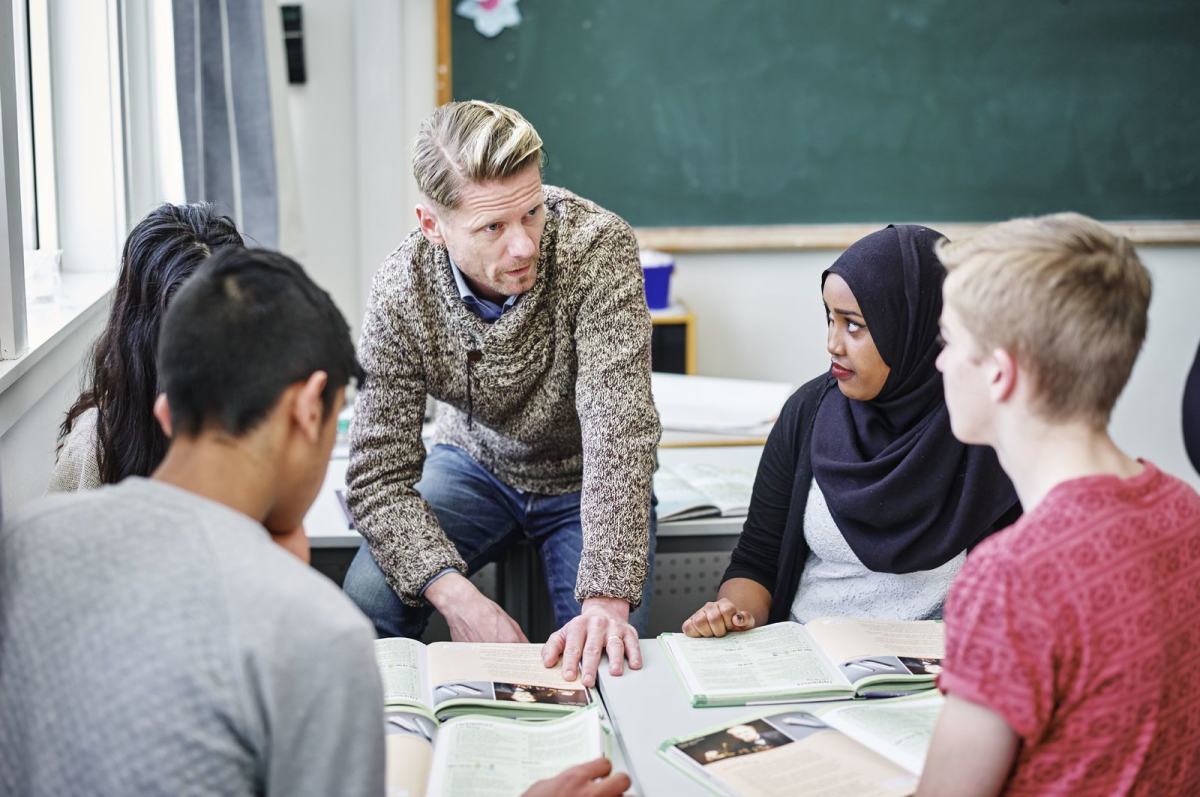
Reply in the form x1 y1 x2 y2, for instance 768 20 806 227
0 478 385 797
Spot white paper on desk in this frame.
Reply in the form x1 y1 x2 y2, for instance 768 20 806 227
652 373 795 434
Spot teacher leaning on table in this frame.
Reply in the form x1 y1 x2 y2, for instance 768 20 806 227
342 99 661 689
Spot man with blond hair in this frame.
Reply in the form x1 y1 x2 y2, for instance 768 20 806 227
918 213 1200 795
344 100 660 687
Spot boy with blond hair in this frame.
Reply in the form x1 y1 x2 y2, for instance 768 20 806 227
919 213 1200 795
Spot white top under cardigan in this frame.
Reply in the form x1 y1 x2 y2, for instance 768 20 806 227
789 481 964 623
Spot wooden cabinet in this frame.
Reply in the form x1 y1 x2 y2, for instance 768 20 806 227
650 302 695 375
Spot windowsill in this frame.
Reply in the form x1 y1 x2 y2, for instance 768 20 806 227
0 271 113 394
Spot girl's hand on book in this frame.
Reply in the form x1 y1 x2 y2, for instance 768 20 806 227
682 598 757 637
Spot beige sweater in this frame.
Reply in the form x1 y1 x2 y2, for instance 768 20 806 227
347 186 661 608
47 407 103 493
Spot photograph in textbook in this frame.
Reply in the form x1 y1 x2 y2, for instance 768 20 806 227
898 656 943 676
493 682 591 707
677 717 798 766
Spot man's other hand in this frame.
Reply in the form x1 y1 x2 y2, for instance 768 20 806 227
425 573 528 643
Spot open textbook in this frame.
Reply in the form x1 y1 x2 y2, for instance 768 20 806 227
661 618 944 706
659 692 943 797
375 638 596 722
385 706 607 797
656 462 756 521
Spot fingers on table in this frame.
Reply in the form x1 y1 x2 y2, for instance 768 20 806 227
623 625 642 670
605 631 625 676
580 616 609 687
547 617 641 683
561 622 587 681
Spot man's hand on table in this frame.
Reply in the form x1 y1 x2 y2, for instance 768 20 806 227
425 572 529 643
541 596 641 687
522 757 631 797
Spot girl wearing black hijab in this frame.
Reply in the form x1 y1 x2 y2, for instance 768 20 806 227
682 225 1020 637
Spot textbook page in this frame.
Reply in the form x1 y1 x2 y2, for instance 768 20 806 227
425 708 605 797
662 711 915 797
425 642 592 713
671 462 755 516
655 467 719 521
662 623 848 703
814 693 944 775
805 617 944 687
385 710 436 797
377 638 432 711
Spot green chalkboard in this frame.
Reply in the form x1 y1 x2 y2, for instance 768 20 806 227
452 1 1200 227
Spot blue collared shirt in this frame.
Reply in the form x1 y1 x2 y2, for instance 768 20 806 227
449 259 519 322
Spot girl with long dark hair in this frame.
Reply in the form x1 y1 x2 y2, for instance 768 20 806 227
48 203 243 491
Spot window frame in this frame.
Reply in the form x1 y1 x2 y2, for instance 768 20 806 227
0 0 28 359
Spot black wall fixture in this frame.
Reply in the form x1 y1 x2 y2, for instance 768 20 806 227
281 5 306 85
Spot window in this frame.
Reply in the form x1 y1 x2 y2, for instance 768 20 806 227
0 0 179 363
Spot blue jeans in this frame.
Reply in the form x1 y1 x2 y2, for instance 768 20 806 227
343 444 656 639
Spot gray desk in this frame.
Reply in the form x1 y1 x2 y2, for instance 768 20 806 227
598 640 841 796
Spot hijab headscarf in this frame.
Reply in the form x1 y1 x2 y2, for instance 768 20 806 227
810 224 1019 573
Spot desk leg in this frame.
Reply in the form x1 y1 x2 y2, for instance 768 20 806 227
501 544 556 641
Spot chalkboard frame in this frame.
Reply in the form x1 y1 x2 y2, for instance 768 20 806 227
436 4 1200 250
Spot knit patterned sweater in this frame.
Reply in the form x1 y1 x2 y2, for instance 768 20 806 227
347 186 661 608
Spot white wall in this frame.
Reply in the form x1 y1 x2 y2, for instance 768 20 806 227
1113 247 1200 489
670 246 1200 489
352 0 435 307
281 0 436 339
0 308 105 512
279 0 363 331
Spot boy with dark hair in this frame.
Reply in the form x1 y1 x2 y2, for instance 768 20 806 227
918 214 1200 795
0 250 382 796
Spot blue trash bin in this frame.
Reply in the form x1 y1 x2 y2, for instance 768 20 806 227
641 250 674 310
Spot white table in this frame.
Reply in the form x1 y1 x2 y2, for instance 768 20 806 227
598 640 842 796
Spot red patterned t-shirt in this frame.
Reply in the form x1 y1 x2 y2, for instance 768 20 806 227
940 460 1200 796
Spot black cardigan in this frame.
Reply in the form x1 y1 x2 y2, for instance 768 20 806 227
1186 341 1200 476
722 374 1019 624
